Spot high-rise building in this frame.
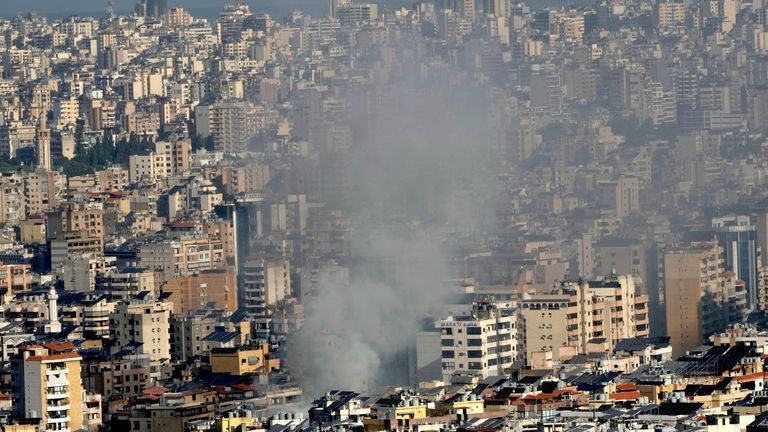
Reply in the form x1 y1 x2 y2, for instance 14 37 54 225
482 0 507 17
521 274 650 365
456 0 475 19
653 0 686 30
162 267 238 315
336 3 379 25
756 209 768 268
663 242 747 357
329 0 350 18
12 341 84 431
241 255 291 337
712 216 759 309
435 299 518 382
110 297 172 361
169 306 251 362
529 70 563 115
140 0 167 18
196 102 257 154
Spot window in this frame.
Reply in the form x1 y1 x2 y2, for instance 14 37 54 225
441 339 454 346
468 362 482 370
442 350 455 358
468 338 482 346
467 327 482 335
468 350 482 358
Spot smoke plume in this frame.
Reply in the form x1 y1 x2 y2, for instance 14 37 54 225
288 53 500 396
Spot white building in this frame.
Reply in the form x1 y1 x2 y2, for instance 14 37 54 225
434 299 518 382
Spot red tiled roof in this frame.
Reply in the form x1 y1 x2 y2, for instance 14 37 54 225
615 383 637 391
609 390 641 400
522 393 554 401
143 386 169 395
232 384 253 392
26 353 81 362
43 341 76 352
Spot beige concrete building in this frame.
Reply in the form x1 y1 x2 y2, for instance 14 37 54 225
110 298 172 361
19 219 48 244
138 237 227 284
23 170 62 217
12 342 84 432
82 357 153 400
597 176 640 220
0 264 33 295
95 268 156 299
46 202 104 242
59 294 116 339
210 344 278 376
95 166 129 192
653 0 685 30
521 274 650 365
162 266 238 314
50 232 104 270
169 307 251 362
53 96 79 128
221 162 272 194
242 255 291 321
128 137 189 183
664 242 735 357
0 174 25 225
593 237 648 292
196 102 262 153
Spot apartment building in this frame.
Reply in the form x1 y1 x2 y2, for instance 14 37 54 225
241 255 291 332
46 202 104 242
521 274 650 365
12 342 85 432
0 264 34 295
162 266 237 314
50 232 104 270
128 139 190 183
664 242 747 356
435 300 518 382
58 292 116 339
210 344 278 376
95 267 156 299
110 297 172 362
196 102 261 153
82 356 153 400
138 237 226 284
23 170 62 217
169 306 250 362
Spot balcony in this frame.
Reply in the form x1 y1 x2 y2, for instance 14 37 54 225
47 391 70 400
47 367 68 377
47 403 70 412
47 376 69 387
47 416 70 424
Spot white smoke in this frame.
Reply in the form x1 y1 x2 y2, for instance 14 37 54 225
288 60 500 396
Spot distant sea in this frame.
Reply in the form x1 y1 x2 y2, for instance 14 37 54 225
1 0 588 21
2 0 413 21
